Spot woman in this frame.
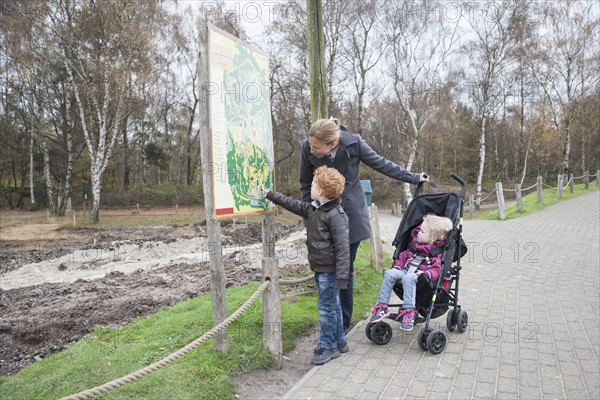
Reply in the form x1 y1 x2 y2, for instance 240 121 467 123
300 117 429 330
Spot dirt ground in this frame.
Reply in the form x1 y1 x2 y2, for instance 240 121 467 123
0 213 316 398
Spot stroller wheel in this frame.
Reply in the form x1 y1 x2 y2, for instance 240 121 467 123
417 327 432 351
426 330 447 354
446 310 458 332
457 310 468 333
365 322 374 341
370 321 393 345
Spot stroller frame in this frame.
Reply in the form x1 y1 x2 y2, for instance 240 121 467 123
365 174 468 354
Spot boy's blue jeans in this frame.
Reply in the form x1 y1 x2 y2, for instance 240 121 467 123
377 268 418 309
315 272 346 351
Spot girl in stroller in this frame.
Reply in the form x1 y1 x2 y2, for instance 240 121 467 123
370 214 453 331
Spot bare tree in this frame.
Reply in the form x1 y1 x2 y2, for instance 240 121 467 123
531 0 599 177
465 0 529 208
384 1 459 205
341 0 386 134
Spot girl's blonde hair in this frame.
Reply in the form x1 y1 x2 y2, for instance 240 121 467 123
422 214 453 242
308 117 341 144
314 166 345 199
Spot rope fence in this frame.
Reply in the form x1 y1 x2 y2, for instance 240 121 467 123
61 280 272 400
489 171 598 220
60 267 317 399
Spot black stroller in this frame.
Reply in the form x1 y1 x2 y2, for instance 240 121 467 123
365 174 468 354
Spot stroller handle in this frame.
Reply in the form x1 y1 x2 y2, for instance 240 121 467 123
414 173 467 199
451 173 467 199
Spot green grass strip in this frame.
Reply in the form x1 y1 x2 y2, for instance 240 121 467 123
0 244 382 400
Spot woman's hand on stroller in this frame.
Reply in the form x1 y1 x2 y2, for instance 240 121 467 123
419 173 430 183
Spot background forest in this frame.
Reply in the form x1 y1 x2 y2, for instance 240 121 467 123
1 0 599 220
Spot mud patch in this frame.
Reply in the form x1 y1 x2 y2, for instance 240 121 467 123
0 220 306 377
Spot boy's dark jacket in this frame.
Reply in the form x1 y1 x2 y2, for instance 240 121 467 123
266 191 350 289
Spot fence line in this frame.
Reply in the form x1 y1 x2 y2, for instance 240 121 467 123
59 268 317 399
492 172 598 220
61 280 271 399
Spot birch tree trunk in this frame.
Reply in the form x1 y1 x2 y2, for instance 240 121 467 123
476 115 487 209
65 60 122 222
41 135 56 214
28 119 37 211
57 86 75 216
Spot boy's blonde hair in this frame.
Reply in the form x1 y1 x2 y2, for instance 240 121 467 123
422 214 453 242
314 166 345 199
308 117 341 144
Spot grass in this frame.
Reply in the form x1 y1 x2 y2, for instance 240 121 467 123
475 182 598 220
0 243 382 400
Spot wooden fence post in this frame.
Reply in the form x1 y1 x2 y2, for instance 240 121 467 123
369 204 384 272
569 173 574 194
537 176 543 204
469 195 474 219
584 170 589 189
262 214 282 369
496 182 505 220
557 174 563 199
198 23 227 353
515 184 524 213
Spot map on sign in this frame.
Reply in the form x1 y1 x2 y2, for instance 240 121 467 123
208 25 275 218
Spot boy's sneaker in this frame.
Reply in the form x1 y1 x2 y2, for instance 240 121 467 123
370 303 390 323
311 349 340 365
315 343 349 354
399 308 416 331
338 342 350 353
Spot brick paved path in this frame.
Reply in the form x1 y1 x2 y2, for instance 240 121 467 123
284 191 600 399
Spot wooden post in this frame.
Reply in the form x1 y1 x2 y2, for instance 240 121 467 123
469 195 474 219
584 170 589 189
557 174 563 199
73 212 76 227
515 184 524 213
262 214 282 369
597 170 599 186
199 23 227 352
496 182 505 220
307 0 327 122
369 204 384 271
569 173 574 194
537 176 543 204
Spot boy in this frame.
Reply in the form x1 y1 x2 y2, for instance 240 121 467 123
370 214 453 331
262 166 349 365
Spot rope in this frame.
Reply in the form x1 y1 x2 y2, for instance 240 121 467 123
480 189 497 202
503 182 538 193
542 183 559 189
280 275 314 285
61 280 271 400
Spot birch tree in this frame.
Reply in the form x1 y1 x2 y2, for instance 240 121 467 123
531 0 599 177
59 0 163 221
341 0 386 134
465 0 529 208
384 1 459 205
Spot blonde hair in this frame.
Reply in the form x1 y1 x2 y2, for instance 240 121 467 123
314 166 345 199
308 117 341 144
422 214 453 242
